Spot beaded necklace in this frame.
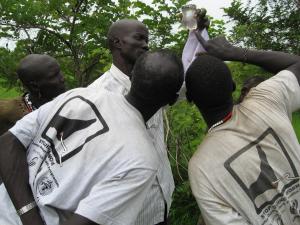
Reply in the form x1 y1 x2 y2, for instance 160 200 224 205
23 93 37 112
207 111 232 133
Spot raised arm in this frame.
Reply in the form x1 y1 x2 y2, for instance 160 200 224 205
0 132 45 225
195 35 300 83
182 8 210 73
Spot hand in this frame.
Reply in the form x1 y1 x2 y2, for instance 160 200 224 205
196 8 210 30
177 7 210 30
195 35 237 60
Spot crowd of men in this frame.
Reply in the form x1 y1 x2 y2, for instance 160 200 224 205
0 9 300 225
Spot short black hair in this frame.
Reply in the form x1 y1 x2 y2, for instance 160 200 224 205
185 54 234 109
131 50 184 104
237 75 265 103
242 75 265 89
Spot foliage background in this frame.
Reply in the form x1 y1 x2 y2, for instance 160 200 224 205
0 0 299 224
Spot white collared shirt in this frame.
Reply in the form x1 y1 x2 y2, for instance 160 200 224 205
89 64 175 224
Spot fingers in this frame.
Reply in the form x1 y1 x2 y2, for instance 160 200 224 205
196 8 207 18
194 30 207 47
196 8 209 30
196 52 207 57
204 20 210 29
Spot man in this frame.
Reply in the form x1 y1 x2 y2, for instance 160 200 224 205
88 19 174 225
186 36 300 225
0 54 66 135
0 54 66 225
0 50 184 225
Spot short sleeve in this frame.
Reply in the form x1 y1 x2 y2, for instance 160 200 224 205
189 161 249 225
75 168 157 225
247 70 300 118
9 100 53 148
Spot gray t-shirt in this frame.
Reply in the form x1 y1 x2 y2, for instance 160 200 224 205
189 70 300 225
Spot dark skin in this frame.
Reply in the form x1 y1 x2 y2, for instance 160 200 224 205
194 34 300 128
108 19 149 77
0 53 182 225
18 54 66 108
0 54 66 225
1 16 204 225
0 21 149 225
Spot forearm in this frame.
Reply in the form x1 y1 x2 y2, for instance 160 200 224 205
228 47 300 74
196 35 300 75
0 132 44 225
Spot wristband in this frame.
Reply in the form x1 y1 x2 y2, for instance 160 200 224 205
16 201 37 216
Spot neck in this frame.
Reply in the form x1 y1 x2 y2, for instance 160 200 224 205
27 92 44 109
112 55 134 77
125 92 160 122
200 102 233 128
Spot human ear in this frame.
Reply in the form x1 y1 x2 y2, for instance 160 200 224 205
113 37 122 49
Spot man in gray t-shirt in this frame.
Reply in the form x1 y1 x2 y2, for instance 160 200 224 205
186 36 300 225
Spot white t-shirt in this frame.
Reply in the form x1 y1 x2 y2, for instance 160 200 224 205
189 70 300 225
8 88 162 225
89 64 174 218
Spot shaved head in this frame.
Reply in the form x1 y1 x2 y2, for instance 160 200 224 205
130 50 184 104
107 19 147 49
17 54 65 102
18 54 58 83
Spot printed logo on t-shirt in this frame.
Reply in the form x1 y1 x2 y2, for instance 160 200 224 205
37 176 55 196
28 157 39 167
224 128 300 224
41 96 109 165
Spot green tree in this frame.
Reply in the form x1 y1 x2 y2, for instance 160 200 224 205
224 0 300 54
0 1 228 224
0 0 193 87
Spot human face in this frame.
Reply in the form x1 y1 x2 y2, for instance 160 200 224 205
38 60 66 101
120 23 149 64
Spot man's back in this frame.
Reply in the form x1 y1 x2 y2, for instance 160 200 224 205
89 64 174 216
189 70 300 225
8 88 161 225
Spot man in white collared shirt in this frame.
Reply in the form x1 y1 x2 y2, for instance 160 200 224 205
88 19 173 225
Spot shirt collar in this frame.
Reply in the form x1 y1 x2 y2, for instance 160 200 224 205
109 64 131 91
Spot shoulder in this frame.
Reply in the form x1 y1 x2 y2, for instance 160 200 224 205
121 130 160 170
252 70 298 94
189 134 227 177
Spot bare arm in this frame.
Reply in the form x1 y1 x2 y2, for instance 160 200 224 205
0 132 44 225
195 35 300 84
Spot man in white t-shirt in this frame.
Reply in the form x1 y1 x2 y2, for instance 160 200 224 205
0 50 184 225
186 36 300 225
88 17 209 223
